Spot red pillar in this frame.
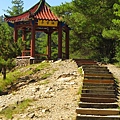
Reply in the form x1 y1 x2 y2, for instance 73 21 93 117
65 28 69 59
14 24 18 42
58 23 62 59
30 21 35 57
22 29 26 56
47 32 51 59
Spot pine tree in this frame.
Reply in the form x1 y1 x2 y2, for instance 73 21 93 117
6 0 24 16
0 23 23 79
54 0 118 62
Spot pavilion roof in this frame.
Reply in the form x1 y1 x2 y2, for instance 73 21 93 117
4 0 59 22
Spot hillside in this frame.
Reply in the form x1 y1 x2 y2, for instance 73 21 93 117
0 60 120 120
0 59 83 120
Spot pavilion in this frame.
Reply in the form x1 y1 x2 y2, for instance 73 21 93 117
4 0 70 60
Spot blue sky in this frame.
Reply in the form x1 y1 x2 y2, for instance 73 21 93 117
0 0 71 16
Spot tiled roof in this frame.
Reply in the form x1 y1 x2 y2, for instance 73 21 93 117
4 0 59 22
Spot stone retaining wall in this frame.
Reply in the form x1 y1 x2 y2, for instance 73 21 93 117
15 59 43 67
15 59 30 67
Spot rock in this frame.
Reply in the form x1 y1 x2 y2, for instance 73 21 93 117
54 59 62 63
41 60 47 63
28 113 35 118
42 108 50 113
66 82 76 85
57 76 73 82
35 87 40 92
28 79 36 83
45 87 52 93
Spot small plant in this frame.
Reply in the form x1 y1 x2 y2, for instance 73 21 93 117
101 57 109 64
78 67 83 75
41 73 52 80
39 80 49 85
115 62 120 68
77 86 82 95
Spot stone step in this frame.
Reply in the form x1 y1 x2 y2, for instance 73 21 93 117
83 67 109 71
82 89 116 94
82 64 106 67
75 59 120 120
74 59 97 63
83 70 110 74
84 77 114 80
76 114 120 120
80 97 117 103
76 63 97 67
79 102 118 108
83 82 115 87
83 86 115 90
84 79 115 84
76 108 120 115
77 62 97 66
84 73 114 79
74 59 97 66
85 73 113 77
81 93 117 98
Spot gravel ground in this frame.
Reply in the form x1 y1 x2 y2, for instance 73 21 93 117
106 64 120 81
104 64 120 105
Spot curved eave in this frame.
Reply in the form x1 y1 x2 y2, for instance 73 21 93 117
4 1 40 22
4 0 59 23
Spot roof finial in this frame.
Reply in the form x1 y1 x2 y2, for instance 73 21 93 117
42 0 45 2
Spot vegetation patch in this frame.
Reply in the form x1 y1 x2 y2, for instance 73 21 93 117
0 99 32 119
0 62 50 93
78 67 83 74
39 80 50 85
77 86 83 95
41 73 52 80
32 62 50 73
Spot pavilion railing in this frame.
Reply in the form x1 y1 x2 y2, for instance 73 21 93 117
22 50 48 59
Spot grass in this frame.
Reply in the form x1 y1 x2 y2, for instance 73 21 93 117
114 62 120 68
0 99 32 119
77 86 83 95
32 62 50 74
39 80 50 85
78 67 84 77
77 67 84 95
0 61 50 92
41 73 52 79
40 67 57 80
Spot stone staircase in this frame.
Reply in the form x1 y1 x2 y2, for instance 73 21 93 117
75 59 120 120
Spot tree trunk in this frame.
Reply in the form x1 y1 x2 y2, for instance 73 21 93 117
2 66 6 80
